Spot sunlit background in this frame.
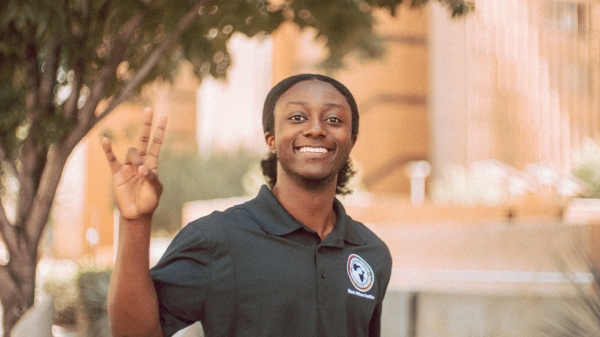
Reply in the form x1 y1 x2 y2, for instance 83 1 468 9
3 0 600 336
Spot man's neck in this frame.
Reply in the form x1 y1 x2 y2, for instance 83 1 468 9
271 176 337 240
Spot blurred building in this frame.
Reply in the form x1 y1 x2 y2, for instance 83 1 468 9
430 0 600 174
37 4 600 335
49 0 600 264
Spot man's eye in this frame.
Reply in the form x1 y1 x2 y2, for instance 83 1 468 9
289 115 305 121
327 117 342 123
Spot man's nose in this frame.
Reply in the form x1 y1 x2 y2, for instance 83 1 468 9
304 119 326 138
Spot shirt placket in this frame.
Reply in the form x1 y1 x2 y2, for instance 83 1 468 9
315 245 330 306
315 230 347 336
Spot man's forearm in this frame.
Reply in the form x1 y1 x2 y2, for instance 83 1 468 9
108 215 163 337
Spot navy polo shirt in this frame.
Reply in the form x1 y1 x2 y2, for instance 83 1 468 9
150 185 392 337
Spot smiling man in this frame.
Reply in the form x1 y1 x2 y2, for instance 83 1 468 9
105 74 392 337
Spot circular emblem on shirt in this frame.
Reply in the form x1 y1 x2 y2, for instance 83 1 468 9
347 254 374 292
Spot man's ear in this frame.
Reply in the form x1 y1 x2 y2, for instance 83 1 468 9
351 134 357 146
265 132 275 151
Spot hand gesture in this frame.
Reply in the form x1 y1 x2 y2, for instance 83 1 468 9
102 108 167 221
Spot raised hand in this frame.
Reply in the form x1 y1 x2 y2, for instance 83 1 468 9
102 108 167 221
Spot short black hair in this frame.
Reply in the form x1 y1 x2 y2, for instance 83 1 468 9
260 74 358 195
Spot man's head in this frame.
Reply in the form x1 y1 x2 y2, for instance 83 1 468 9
262 74 360 138
260 74 359 195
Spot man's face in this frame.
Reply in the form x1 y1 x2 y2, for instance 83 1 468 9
265 79 356 187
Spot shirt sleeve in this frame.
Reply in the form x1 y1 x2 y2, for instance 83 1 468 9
150 223 213 337
370 242 392 337
368 302 383 337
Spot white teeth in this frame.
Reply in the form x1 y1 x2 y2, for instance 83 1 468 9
299 147 328 153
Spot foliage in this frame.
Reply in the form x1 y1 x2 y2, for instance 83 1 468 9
43 275 78 326
572 140 600 198
76 269 112 337
0 0 472 161
537 249 600 336
153 147 259 235
43 267 112 336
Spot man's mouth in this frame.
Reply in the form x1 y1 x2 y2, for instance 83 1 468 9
298 146 330 153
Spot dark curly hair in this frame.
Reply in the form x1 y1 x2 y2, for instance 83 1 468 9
260 74 359 195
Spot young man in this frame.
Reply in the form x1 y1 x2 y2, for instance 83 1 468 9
105 74 392 337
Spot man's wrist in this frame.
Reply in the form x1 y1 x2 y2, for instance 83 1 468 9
120 214 153 225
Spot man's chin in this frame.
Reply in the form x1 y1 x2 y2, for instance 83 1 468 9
283 168 338 190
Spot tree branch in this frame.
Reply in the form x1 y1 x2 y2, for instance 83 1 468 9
76 11 146 132
0 147 18 253
0 265 20 303
0 264 25 331
38 34 62 116
15 31 51 233
64 0 206 151
25 148 69 246
63 0 91 120
0 145 17 178
94 0 207 124
0 202 18 255
23 25 40 116
15 140 47 232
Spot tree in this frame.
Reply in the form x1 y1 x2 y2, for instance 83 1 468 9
0 0 471 334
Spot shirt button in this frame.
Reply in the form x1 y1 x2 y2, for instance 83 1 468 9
321 269 326 278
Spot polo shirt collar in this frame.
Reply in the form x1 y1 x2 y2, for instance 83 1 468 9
245 185 366 246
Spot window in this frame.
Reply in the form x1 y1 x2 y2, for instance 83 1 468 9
545 0 589 35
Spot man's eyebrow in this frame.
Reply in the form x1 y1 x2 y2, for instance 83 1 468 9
324 103 347 110
286 101 308 107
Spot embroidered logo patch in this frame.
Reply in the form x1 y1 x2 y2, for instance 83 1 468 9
347 254 374 292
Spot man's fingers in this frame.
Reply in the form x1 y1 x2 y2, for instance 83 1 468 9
137 108 154 156
102 137 122 173
138 165 163 194
138 165 158 182
124 147 143 167
147 114 167 165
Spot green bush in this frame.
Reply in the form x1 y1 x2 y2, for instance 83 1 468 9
43 276 78 326
43 268 112 336
152 147 260 235
77 269 112 337
572 140 600 198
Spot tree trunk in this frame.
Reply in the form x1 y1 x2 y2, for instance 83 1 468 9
2 292 27 337
0 149 69 336
0 267 23 337
2 303 23 337
0 242 37 337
